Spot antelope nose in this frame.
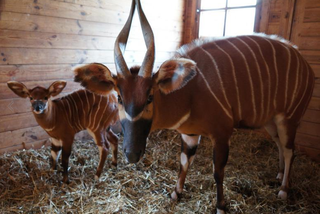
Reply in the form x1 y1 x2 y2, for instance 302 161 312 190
125 151 142 163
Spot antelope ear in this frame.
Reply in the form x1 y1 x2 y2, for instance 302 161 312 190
48 80 67 97
74 63 116 96
7 81 30 98
155 58 197 94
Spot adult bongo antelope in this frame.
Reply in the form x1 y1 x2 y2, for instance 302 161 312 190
73 0 315 212
7 81 119 184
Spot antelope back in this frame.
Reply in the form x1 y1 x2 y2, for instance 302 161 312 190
175 35 315 127
55 90 118 133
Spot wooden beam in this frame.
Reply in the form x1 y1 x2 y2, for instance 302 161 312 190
182 0 199 45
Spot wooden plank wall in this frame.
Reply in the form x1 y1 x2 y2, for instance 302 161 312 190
259 0 320 162
0 0 184 153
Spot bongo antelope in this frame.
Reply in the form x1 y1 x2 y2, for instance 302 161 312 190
7 81 119 183
73 0 315 212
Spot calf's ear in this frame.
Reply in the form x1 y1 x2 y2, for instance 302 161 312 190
155 58 197 94
48 81 67 97
7 81 30 98
74 63 116 96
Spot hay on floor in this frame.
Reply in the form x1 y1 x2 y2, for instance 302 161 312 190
0 129 319 213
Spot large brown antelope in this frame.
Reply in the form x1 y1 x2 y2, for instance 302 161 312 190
7 81 119 184
73 0 315 212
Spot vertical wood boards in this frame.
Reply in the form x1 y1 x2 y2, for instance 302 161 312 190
0 0 185 153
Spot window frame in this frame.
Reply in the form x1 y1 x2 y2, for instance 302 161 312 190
183 0 262 44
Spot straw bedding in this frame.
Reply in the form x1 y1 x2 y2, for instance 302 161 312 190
0 129 319 213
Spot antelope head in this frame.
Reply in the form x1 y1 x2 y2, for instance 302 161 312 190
74 0 197 163
7 81 67 114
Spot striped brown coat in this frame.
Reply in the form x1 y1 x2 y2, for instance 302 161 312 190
74 34 315 213
7 81 119 183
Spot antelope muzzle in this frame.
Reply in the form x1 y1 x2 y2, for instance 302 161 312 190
32 100 47 114
121 119 152 163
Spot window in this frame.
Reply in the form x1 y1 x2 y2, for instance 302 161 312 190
198 0 258 38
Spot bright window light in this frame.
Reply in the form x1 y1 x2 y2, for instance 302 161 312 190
198 0 257 38
199 10 225 37
201 0 226 9
225 8 256 36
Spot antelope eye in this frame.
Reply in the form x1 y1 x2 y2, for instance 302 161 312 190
118 95 123 105
30 97 33 100
147 95 153 104
44 97 48 100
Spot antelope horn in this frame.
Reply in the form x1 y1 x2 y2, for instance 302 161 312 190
114 0 136 78
136 0 155 78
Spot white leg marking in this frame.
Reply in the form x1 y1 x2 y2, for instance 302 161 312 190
276 172 284 181
227 40 256 122
264 121 284 181
181 134 200 147
275 115 292 200
180 153 188 171
217 208 225 214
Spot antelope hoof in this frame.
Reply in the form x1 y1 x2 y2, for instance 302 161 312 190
278 190 287 200
217 208 226 214
94 175 100 181
276 172 283 181
62 176 70 184
170 190 181 201
111 162 117 168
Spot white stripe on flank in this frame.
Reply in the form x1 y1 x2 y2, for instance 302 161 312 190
199 47 231 109
92 95 102 129
102 96 111 127
75 91 86 126
280 44 291 110
70 95 83 130
287 49 300 112
197 69 232 119
288 60 311 119
61 98 74 131
67 96 82 131
93 100 110 132
213 42 242 119
246 36 271 121
226 40 256 121
236 37 264 123
169 111 191 130
88 92 94 128
260 37 278 109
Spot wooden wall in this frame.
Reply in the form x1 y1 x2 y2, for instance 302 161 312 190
0 0 184 153
259 0 320 162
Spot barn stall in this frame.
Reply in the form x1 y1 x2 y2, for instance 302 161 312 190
0 0 319 213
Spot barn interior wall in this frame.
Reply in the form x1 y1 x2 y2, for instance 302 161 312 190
0 0 185 153
258 0 320 162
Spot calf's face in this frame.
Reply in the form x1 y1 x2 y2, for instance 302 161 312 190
7 81 66 114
